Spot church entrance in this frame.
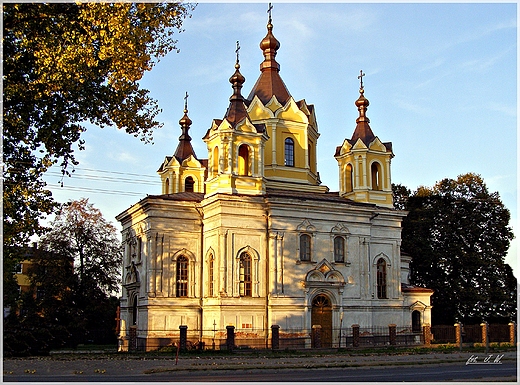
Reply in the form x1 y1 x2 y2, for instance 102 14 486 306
311 294 332 347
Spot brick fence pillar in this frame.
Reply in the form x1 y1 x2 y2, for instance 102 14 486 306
312 325 322 348
271 325 280 350
454 323 462 348
389 324 397 346
508 322 516 345
129 325 137 351
226 326 235 351
422 324 431 346
352 324 360 348
480 322 488 344
179 325 188 351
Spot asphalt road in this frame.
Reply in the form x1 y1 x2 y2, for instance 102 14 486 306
4 361 517 382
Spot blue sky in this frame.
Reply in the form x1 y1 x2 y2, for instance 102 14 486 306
42 2 518 276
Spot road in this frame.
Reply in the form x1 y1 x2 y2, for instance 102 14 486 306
4 361 516 382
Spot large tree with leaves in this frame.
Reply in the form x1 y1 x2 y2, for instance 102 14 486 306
4 199 122 356
3 2 195 307
395 173 516 324
39 198 123 294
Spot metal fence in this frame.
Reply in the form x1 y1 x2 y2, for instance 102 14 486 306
431 324 515 344
122 325 424 352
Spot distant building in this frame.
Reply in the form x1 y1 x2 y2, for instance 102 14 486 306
116 12 433 351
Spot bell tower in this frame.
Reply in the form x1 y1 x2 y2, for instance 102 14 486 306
203 42 268 197
335 71 394 208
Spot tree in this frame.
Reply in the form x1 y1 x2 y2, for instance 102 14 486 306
3 2 195 307
4 199 122 356
399 173 516 324
39 198 122 295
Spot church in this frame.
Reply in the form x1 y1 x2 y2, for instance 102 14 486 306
116 10 433 351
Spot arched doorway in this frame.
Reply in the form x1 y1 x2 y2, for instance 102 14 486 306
311 294 332 347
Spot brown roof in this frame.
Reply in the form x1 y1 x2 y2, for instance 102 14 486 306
148 192 205 202
247 70 291 105
265 188 376 207
247 22 291 105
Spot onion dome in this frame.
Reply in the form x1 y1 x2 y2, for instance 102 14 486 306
247 5 291 105
174 92 197 161
259 21 281 71
224 41 248 125
350 71 376 146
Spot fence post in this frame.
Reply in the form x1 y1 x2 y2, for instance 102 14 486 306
454 323 462 350
422 324 431 346
508 322 516 345
129 325 137 351
312 325 322 348
226 325 235 351
179 325 188 351
389 324 397 346
271 325 280 350
352 324 360 348
480 322 490 354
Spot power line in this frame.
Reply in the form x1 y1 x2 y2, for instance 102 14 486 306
45 172 158 186
45 183 149 197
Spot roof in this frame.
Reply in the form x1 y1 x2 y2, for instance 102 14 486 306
147 192 205 202
265 188 376 207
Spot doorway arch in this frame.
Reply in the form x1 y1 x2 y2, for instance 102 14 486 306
311 294 333 347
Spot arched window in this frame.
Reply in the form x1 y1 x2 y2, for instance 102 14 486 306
334 236 345 263
131 294 138 326
412 310 421 332
300 234 311 262
239 253 252 297
371 162 382 191
376 258 387 299
346 164 353 192
285 138 294 167
176 256 189 297
208 255 214 297
185 176 195 192
308 140 313 170
238 144 250 176
165 178 170 194
212 146 219 177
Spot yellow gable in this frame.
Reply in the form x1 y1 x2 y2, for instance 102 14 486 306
337 139 352 156
276 98 308 124
247 95 273 120
182 155 203 168
368 137 387 152
352 138 368 150
235 118 257 134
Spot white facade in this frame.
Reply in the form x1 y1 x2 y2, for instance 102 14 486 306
116 16 432 351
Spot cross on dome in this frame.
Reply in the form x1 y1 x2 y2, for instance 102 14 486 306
358 70 365 91
267 3 273 24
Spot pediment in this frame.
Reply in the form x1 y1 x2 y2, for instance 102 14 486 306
305 259 345 284
164 156 181 169
276 97 309 124
336 139 352 157
235 118 258 134
368 137 387 152
352 138 368 150
409 301 428 311
331 223 350 234
265 95 283 113
182 155 202 168
247 95 274 120
297 218 316 232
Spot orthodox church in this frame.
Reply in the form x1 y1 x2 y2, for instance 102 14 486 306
116 11 433 351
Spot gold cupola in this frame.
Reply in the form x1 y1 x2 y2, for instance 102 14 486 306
203 42 268 197
335 71 394 208
158 93 206 194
